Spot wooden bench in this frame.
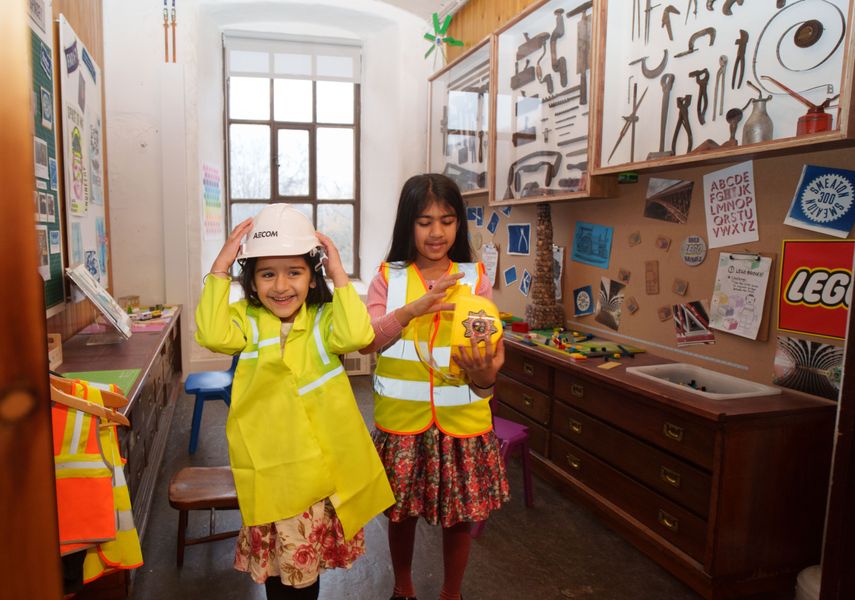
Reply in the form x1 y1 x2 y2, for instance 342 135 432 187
167 466 240 566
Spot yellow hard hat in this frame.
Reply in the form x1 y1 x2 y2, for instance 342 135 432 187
238 204 320 259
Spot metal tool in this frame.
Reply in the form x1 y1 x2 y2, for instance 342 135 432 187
675 27 716 57
712 55 727 121
761 75 839 134
576 10 592 105
440 106 449 156
722 0 744 15
535 44 554 95
684 0 698 23
505 151 562 199
648 73 675 159
632 0 642 40
608 83 648 163
542 84 581 104
706 0 716 9
516 32 550 60
722 107 742 147
732 29 748 89
689 68 710 124
630 50 668 78
555 105 579 116
671 94 693 153
557 135 587 147
550 9 568 88
644 0 661 44
661 5 680 41
742 81 774 144
627 75 636 102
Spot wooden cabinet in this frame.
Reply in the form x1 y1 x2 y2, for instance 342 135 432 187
58 309 183 597
496 337 836 599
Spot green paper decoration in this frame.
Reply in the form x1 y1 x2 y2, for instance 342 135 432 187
424 12 464 65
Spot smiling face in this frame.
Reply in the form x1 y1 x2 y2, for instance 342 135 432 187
413 200 459 268
253 256 315 322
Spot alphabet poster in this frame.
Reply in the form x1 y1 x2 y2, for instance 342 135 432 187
778 240 854 340
709 253 773 340
703 161 759 249
59 15 109 288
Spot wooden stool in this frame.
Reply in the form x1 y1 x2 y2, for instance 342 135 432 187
168 466 240 566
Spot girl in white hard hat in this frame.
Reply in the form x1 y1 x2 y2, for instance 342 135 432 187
195 204 394 600
361 174 509 600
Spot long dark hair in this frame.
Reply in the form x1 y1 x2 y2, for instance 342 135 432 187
238 253 333 308
385 173 473 264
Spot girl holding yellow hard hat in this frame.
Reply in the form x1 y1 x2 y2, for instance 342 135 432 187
362 174 509 600
195 205 394 600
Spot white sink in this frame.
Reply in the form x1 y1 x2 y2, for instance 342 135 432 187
626 363 781 400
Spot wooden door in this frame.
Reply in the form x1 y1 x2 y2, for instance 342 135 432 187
0 0 63 597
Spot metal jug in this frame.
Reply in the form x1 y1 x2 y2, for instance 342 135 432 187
742 96 773 145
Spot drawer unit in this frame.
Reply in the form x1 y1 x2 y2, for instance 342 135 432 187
551 434 708 562
554 369 716 470
503 346 552 393
496 372 551 425
552 400 712 518
494 401 549 456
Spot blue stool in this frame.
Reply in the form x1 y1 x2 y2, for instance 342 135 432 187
185 355 238 454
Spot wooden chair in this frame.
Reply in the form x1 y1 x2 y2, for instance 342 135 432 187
167 466 240 566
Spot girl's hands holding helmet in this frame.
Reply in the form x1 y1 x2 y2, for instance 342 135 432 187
454 337 505 391
315 232 348 288
210 218 253 276
395 271 464 327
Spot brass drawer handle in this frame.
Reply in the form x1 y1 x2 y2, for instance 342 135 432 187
523 362 535 377
660 466 682 489
522 394 534 408
658 509 679 532
571 383 584 398
566 453 581 470
568 418 582 435
663 422 684 442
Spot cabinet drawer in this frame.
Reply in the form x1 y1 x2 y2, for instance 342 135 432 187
496 373 551 425
503 346 552 393
552 401 711 518
494 401 549 456
551 435 707 562
554 370 716 469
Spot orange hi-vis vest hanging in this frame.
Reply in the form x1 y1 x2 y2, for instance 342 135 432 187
52 391 115 554
372 261 494 438
70 381 143 583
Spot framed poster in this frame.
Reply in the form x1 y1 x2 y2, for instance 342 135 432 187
778 239 854 340
30 0 65 311
58 15 109 288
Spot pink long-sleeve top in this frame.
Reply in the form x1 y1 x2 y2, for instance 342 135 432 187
361 266 493 355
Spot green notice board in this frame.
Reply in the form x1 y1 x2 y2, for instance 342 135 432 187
31 27 65 309
62 369 141 396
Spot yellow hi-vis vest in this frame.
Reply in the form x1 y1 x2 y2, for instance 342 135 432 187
195 277 395 539
373 261 493 438
66 382 143 583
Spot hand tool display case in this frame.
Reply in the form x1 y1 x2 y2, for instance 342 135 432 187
592 0 855 174
428 37 492 196
489 0 612 206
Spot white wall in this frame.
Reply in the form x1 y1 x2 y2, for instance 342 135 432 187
104 0 432 372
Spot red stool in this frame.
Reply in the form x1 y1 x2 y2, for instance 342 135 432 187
168 466 240 566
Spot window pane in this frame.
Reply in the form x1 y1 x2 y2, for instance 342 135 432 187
317 128 353 200
229 124 270 199
317 55 353 79
274 79 313 122
278 129 309 196
317 203 353 273
230 202 269 226
229 77 269 120
274 53 311 76
229 50 269 74
317 81 353 124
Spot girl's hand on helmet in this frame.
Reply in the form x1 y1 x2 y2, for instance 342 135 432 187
211 218 253 275
454 337 505 390
395 272 464 326
315 232 348 288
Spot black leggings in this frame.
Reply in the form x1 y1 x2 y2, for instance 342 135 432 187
264 577 320 600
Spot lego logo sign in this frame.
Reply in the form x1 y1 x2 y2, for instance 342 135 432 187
778 240 854 339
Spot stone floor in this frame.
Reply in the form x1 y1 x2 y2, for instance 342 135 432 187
129 375 702 600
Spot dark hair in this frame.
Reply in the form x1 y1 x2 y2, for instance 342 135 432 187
238 253 333 309
385 173 473 264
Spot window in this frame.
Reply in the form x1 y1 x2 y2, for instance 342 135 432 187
224 34 361 275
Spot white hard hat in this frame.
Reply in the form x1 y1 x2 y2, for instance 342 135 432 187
238 204 321 260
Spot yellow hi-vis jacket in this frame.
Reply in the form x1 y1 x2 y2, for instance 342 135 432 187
373 261 493 438
67 381 143 583
195 276 395 539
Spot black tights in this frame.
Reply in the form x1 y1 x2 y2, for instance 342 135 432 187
264 576 320 600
